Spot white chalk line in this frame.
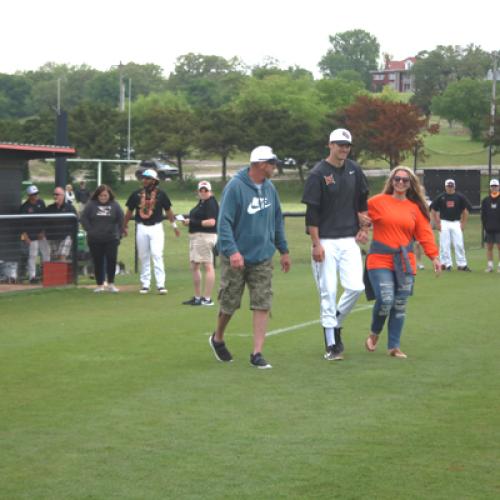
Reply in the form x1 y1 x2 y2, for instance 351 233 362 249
203 304 373 338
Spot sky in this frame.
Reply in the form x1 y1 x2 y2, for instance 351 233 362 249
2 0 499 78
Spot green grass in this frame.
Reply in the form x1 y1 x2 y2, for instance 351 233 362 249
1 214 499 499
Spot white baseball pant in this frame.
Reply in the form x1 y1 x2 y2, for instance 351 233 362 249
136 222 165 289
439 220 467 267
28 239 50 279
312 237 365 331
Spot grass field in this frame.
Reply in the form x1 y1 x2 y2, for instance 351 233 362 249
1 204 499 498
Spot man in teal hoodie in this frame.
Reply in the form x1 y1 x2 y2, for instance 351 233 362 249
208 146 291 369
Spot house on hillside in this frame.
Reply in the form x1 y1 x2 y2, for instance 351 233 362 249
370 57 416 93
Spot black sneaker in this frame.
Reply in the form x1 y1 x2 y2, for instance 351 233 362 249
324 345 344 361
334 327 344 353
183 296 202 305
250 352 272 369
457 266 472 272
209 333 233 362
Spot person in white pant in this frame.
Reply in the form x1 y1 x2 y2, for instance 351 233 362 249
123 169 180 294
20 185 50 283
430 179 472 272
302 129 370 361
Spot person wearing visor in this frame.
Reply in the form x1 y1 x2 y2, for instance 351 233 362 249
123 168 180 294
481 179 500 273
430 179 472 271
208 146 291 369
302 128 370 361
19 185 50 283
182 180 219 306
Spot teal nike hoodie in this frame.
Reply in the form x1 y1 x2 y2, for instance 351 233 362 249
217 167 289 264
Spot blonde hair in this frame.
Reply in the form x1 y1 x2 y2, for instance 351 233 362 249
382 166 430 220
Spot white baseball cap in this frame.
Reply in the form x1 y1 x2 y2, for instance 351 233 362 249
198 180 212 191
445 179 455 186
490 178 500 187
329 128 352 144
250 145 277 163
142 169 159 180
26 185 39 195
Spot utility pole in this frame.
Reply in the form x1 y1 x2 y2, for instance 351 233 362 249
488 52 498 181
127 78 132 160
118 61 125 112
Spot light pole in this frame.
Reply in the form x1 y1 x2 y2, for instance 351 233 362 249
127 78 132 160
488 52 498 181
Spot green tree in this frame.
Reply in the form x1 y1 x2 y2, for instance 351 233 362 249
168 53 246 109
411 45 492 117
68 102 122 185
316 78 365 111
0 74 33 118
432 78 491 140
132 91 197 180
196 106 243 182
318 29 380 88
235 74 327 180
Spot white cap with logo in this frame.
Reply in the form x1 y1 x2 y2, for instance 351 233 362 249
250 145 277 163
490 178 500 187
329 128 352 144
142 169 159 180
445 179 455 186
198 180 212 191
26 185 39 195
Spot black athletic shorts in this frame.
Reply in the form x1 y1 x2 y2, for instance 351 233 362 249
484 231 500 244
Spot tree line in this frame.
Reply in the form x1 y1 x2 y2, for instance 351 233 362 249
0 30 498 184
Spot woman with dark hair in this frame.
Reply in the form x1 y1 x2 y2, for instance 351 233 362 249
80 185 124 292
364 167 441 358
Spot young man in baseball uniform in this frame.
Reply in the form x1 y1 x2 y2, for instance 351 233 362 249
481 178 500 273
430 179 472 272
123 169 180 294
302 129 370 361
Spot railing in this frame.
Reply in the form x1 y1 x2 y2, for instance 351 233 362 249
0 213 79 285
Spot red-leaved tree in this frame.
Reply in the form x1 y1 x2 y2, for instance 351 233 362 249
339 95 439 168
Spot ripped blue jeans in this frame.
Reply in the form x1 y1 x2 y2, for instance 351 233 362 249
368 269 414 349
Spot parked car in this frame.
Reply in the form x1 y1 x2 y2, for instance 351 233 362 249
135 159 179 180
277 157 297 169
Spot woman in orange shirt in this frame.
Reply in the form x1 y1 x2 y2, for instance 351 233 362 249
365 167 441 358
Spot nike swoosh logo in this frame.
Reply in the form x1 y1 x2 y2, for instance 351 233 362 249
349 170 355 175
247 197 271 214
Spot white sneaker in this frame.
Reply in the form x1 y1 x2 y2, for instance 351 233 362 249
497 266 500 274
107 284 119 293
139 287 149 294
157 287 168 295
94 286 105 293
485 266 493 273
417 263 425 270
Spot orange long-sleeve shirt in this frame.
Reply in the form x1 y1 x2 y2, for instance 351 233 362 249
367 194 439 273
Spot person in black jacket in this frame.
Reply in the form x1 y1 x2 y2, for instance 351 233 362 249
182 180 219 306
481 179 500 273
45 186 78 261
80 185 124 292
20 185 50 283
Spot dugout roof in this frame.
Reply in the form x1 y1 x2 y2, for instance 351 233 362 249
0 142 76 160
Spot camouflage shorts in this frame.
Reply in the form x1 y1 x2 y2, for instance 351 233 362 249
218 256 274 315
